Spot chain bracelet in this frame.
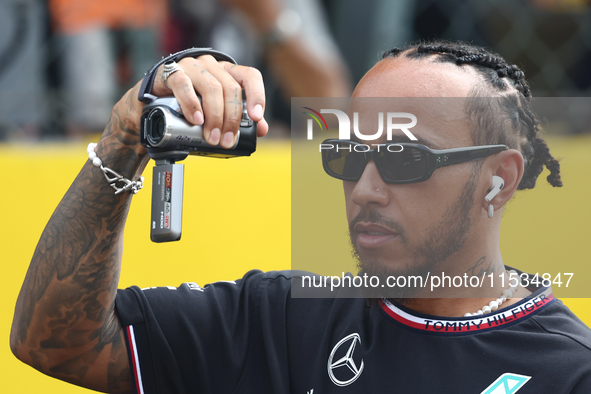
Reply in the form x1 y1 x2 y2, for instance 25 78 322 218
87 143 144 194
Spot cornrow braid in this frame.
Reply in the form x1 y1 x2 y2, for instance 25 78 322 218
382 40 563 189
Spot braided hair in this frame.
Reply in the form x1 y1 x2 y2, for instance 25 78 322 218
382 41 562 189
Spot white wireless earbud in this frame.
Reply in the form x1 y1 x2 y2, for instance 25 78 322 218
485 175 504 202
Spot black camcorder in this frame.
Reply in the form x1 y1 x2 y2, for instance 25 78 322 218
140 96 257 243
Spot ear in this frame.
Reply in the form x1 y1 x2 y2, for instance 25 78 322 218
480 149 524 213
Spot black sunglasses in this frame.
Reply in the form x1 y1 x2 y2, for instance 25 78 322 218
321 139 508 184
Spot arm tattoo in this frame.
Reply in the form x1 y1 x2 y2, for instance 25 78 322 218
11 104 146 393
125 84 139 117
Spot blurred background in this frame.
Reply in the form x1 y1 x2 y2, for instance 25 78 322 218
1 0 590 392
2 0 591 140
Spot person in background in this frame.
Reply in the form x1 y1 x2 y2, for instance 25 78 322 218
48 0 167 136
166 0 351 131
0 0 47 141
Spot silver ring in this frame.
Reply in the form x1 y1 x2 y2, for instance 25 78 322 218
162 61 183 89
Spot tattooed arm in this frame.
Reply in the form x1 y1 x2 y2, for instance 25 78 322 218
10 56 267 393
9 84 148 393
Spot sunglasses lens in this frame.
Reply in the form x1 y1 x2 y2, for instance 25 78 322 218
323 142 430 183
379 147 428 182
324 144 367 180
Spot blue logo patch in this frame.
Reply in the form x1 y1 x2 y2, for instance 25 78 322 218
480 373 531 394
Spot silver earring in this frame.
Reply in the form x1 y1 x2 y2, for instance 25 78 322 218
376 188 380 192
488 204 494 218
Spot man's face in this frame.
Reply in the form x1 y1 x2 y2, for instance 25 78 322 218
346 57 484 296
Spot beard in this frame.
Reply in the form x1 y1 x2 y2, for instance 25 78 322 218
350 170 480 303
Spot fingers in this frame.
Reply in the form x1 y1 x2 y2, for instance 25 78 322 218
221 62 266 124
183 56 243 148
164 69 204 126
256 117 269 138
221 61 268 139
153 55 268 148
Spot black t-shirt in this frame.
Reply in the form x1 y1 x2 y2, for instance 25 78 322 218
115 270 591 393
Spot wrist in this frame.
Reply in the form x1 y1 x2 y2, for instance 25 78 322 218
96 135 149 179
87 143 145 195
118 83 145 134
96 90 150 181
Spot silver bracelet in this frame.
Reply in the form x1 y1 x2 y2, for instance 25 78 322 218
87 143 144 195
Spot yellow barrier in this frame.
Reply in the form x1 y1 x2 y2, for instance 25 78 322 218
1 135 589 392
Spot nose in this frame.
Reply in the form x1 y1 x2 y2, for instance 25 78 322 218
350 160 389 207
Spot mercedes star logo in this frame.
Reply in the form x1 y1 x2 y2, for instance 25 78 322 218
327 333 364 386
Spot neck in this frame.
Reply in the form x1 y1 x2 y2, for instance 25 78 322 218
396 210 514 316
397 253 527 317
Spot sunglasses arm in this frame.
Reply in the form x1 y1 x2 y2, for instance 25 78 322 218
432 145 508 169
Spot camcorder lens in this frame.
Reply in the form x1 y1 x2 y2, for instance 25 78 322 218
148 109 166 146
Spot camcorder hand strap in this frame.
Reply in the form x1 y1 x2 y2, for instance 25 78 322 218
138 48 237 103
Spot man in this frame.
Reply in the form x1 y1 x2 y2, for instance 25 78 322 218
11 41 591 393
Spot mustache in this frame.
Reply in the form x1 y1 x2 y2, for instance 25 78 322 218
348 209 407 244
